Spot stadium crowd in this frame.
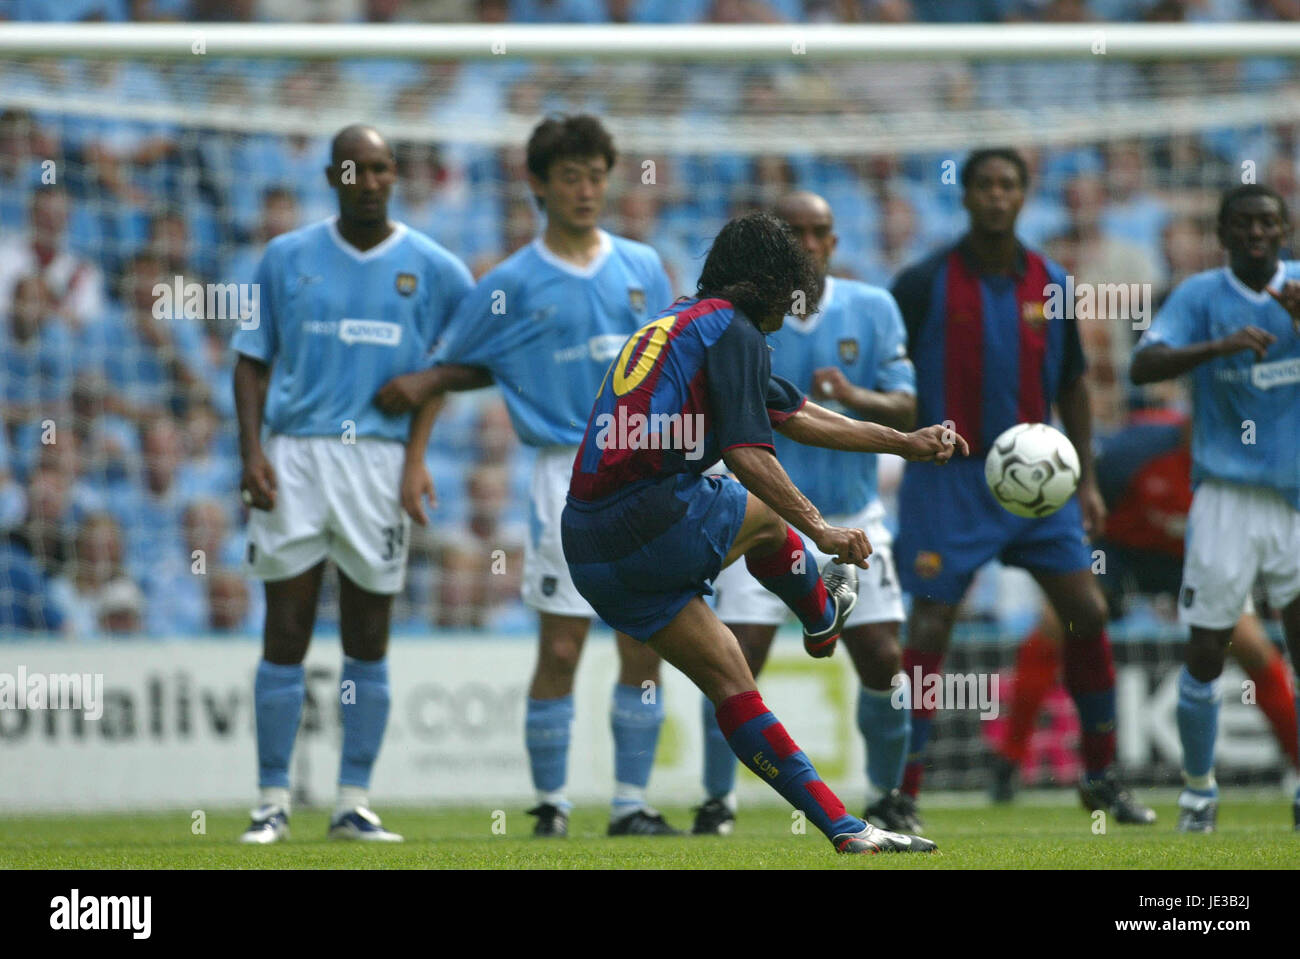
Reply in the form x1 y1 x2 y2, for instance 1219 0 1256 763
2 1 1298 637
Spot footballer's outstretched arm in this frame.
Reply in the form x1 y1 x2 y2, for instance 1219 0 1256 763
723 443 870 566
374 362 494 415
777 400 968 462
1130 328 1277 385
809 367 917 430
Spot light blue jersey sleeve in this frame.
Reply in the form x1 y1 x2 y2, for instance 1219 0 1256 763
230 245 282 363
1137 277 1208 351
430 266 518 371
871 290 916 394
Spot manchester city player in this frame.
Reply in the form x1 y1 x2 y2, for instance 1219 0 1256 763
564 210 967 854
696 192 921 836
374 116 677 836
233 125 473 843
1131 183 1300 833
892 149 1155 828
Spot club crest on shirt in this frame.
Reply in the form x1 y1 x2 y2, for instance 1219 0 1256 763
838 338 859 364
914 551 942 579
541 576 558 597
395 272 418 296
1021 300 1047 325
628 287 646 314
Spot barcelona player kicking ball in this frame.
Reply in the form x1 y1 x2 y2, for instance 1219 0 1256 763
561 212 968 854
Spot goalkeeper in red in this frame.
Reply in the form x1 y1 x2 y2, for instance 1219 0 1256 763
562 212 967 854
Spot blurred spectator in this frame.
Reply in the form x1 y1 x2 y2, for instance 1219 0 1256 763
208 569 253 632
7 464 74 581
0 110 58 231
0 186 106 333
101 416 190 579
48 511 138 638
436 463 527 628
1101 140 1173 259
141 497 249 635
1047 172 1163 426
80 251 209 422
2 275 76 432
223 186 300 286
0 533 65 634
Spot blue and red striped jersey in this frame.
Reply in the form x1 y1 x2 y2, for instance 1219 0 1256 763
569 297 805 502
890 237 1086 457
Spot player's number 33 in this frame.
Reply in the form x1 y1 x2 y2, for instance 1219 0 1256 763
612 317 675 396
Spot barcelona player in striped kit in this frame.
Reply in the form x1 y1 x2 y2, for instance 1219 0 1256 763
697 192 920 837
563 211 968 854
891 149 1155 826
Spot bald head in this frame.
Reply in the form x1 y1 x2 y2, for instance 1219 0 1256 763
330 124 390 166
326 124 396 228
774 190 836 278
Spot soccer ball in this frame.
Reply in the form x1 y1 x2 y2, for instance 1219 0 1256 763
984 423 1081 518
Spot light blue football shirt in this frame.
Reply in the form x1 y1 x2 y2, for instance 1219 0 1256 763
231 217 473 443
430 230 673 447
769 276 916 517
1137 261 1300 509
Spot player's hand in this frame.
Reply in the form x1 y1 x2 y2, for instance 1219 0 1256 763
902 423 970 463
1268 280 1300 331
239 449 277 511
374 371 428 415
1216 324 1276 360
401 459 437 526
813 525 872 569
1078 477 1107 538
811 366 851 404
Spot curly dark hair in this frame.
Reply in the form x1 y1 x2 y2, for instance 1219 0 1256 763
695 211 822 327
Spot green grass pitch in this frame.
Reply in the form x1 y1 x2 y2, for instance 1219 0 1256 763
3 794 1297 869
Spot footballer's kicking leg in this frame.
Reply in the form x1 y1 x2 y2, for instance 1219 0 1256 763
721 494 858 658
845 621 919 833
524 612 589 836
650 596 934 854
1034 568 1156 825
900 598 958 806
608 631 678 836
695 623 777 834
327 570 402 842
241 561 325 844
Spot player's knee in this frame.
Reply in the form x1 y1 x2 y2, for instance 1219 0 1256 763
1186 630 1230 682
263 610 313 664
847 627 902 688
1067 593 1109 640
907 602 955 654
538 632 584 679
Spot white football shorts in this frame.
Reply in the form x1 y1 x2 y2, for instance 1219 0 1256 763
1180 479 1300 630
522 445 598 618
245 434 410 595
712 498 905 628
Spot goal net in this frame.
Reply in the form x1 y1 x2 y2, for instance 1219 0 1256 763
1 23 1295 791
